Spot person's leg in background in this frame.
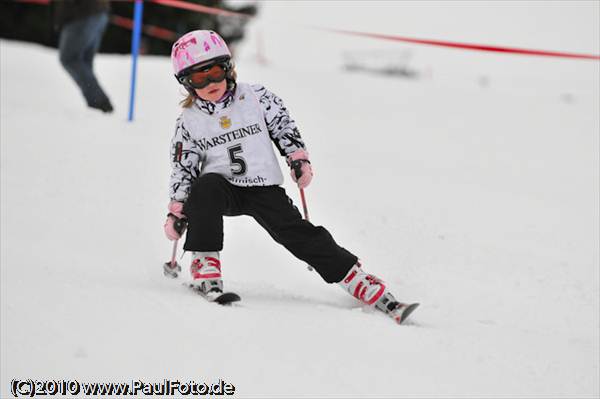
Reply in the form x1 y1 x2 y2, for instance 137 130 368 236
59 12 113 113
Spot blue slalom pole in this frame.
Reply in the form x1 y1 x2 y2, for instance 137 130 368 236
128 0 144 122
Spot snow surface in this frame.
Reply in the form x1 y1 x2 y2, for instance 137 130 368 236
1 1 599 397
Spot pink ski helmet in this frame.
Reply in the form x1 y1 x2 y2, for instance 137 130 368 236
171 30 231 78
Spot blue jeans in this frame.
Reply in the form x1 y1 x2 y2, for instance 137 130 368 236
59 12 111 109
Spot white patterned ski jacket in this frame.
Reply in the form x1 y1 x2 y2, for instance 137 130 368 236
168 83 306 202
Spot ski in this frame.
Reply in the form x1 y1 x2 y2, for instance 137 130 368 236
374 292 419 325
186 283 241 305
387 302 419 325
163 261 240 305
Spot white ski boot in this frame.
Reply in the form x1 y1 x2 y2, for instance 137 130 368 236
189 252 223 300
339 262 419 324
339 262 386 305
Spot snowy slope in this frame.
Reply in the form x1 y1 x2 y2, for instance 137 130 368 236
1 2 599 397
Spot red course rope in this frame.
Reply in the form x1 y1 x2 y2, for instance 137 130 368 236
328 28 600 61
110 15 177 41
12 0 599 60
150 0 251 18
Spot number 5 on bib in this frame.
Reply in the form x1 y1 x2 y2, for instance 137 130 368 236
228 144 247 175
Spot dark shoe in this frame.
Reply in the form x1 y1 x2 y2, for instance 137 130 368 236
89 100 113 113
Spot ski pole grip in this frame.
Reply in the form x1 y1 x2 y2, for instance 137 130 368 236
168 213 188 235
290 159 303 180
174 218 187 235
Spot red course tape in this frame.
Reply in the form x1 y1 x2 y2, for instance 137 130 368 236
12 0 599 60
328 28 600 61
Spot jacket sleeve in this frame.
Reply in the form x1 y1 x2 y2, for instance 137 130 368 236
252 84 306 157
169 116 202 202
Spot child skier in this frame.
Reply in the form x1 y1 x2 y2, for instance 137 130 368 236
163 30 417 323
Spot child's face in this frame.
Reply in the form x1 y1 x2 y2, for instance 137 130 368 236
195 80 227 103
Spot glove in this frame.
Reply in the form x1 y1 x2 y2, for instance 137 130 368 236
164 201 187 241
288 149 313 189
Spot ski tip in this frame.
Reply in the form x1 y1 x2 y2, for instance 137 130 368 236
213 292 241 305
185 285 241 305
398 303 420 324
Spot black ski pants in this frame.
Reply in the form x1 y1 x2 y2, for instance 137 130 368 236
182 173 357 283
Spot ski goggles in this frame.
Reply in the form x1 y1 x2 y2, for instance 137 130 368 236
178 62 228 89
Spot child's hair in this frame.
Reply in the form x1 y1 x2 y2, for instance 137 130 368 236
179 93 196 108
179 67 238 108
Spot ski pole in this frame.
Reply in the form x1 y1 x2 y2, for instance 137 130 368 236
299 188 310 222
298 187 314 272
291 160 310 222
169 239 178 267
291 159 314 272
164 239 182 278
163 217 187 278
